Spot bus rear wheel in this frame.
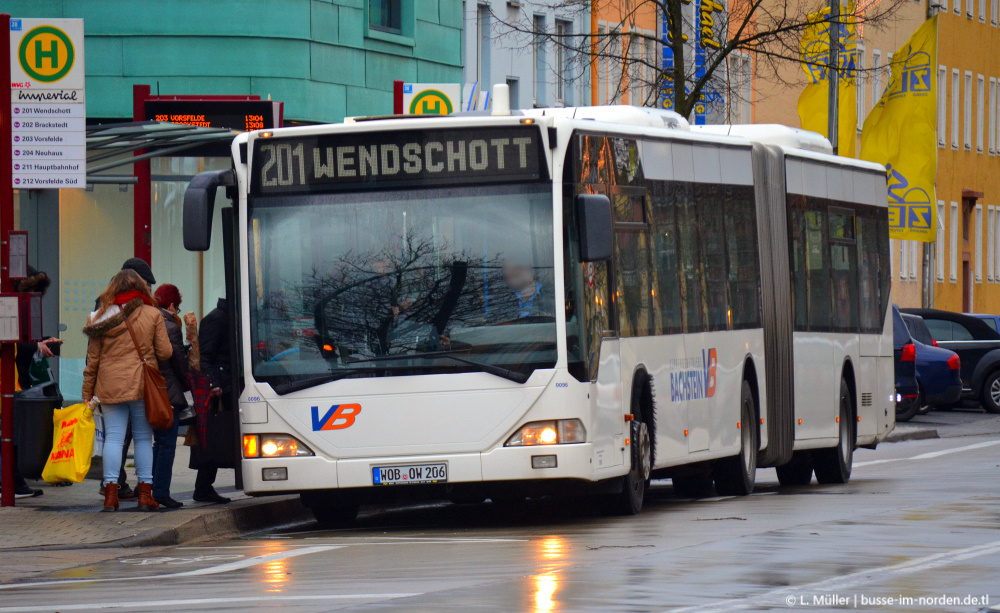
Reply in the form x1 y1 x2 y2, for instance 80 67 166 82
776 452 813 486
813 378 855 484
713 380 758 496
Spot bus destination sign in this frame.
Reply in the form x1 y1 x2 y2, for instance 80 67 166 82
250 126 545 195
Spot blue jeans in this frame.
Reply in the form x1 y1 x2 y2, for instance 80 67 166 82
151 408 180 499
102 400 153 486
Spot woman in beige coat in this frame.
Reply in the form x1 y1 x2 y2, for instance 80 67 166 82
83 270 172 512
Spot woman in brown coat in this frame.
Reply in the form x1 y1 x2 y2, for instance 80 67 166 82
83 270 172 512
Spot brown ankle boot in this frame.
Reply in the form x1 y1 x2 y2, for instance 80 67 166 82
102 482 119 512
136 483 159 512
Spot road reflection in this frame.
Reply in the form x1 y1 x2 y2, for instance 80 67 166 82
532 536 567 611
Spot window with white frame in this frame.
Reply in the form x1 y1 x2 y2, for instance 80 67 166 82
976 204 984 281
990 77 997 154
966 71 974 149
995 209 1000 283
873 50 883 109
741 54 752 122
978 74 986 152
555 20 568 105
609 26 623 104
953 69 961 148
532 15 545 107
981 0 987 21
644 35 657 107
951 201 960 282
727 51 752 123
996 86 1000 152
993 0 998 25
968 0 974 18
941 0 948 11
937 201 946 281
889 238 897 283
938 65 948 146
989 206 996 281
598 24 608 105
957 0 963 14
900 239 908 279
628 31 642 106
857 46 866 130
910 241 919 279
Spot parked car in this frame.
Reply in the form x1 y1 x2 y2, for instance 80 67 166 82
900 308 1000 414
966 313 1000 332
899 313 962 420
892 305 920 419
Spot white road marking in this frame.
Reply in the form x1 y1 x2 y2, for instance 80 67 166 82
668 538 1000 613
854 439 1000 468
0 593 422 612
0 546 340 590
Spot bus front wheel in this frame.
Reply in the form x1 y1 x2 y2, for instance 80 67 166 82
301 491 360 526
605 417 651 515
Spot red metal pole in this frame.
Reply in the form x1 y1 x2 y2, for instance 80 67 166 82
1 13 16 507
133 84 152 264
394 80 404 115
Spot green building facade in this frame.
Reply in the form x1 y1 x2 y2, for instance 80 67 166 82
7 1 463 399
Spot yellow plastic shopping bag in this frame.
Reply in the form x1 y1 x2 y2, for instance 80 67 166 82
41 403 95 484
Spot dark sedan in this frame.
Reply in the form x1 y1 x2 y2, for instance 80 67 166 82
893 305 919 418
900 313 962 420
900 308 1000 414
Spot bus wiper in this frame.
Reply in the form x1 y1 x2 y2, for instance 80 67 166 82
346 350 530 384
271 367 384 395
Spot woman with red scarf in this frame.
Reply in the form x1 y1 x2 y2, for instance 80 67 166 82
82 269 172 512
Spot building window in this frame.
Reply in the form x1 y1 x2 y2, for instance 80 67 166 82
956 0 962 14
369 0 401 34
951 201 959 282
993 0 998 25
953 69 961 149
978 74 986 152
644 35 657 108
477 5 490 86
938 65 947 147
910 240 919 279
857 46 866 130
989 206 996 281
532 15 545 107
941 0 949 11
608 26 623 104
728 51 752 123
981 0 987 21
990 77 997 154
937 201 946 281
873 50 883 110
554 21 569 106
597 24 608 105
628 31 642 106
900 239 908 280
969 0 975 18
976 204 984 281
995 208 1000 283
506 77 520 110
965 71 973 150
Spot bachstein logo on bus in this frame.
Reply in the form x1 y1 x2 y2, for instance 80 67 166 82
670 349 718 402
311 404 362 431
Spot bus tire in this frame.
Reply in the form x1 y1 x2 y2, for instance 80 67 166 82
813 378 855 484
303 492 360 526
775 452 813 486
605 415 651 515
713 380 758 496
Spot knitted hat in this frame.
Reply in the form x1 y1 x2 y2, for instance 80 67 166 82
122 257 155 285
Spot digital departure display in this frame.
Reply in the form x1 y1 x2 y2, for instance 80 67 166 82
145 100 279 132
249 126 546 195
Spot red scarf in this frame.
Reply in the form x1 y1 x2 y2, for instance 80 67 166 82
113 290 155 307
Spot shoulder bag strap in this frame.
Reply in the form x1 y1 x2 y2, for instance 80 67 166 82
121 309 148 366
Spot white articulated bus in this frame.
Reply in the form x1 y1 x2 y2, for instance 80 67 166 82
183 91 895 522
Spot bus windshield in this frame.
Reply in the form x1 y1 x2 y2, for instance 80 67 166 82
247 183 557 389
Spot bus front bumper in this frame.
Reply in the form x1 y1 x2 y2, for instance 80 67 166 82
241 443 601 495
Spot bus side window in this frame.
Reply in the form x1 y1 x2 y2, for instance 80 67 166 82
724 184 761 329
650 181 684 334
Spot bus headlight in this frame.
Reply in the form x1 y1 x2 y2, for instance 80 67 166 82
505 419 586 446
243 434 314 458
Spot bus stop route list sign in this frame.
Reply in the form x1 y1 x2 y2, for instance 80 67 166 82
9 18 86 189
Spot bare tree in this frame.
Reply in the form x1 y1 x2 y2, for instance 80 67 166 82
486 0 908 121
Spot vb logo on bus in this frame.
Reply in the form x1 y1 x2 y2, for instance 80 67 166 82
18 25 75 83
311 404 362 431
669 348 718 402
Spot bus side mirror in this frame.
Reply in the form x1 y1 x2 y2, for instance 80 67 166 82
183 169 235 251
576 194 613 262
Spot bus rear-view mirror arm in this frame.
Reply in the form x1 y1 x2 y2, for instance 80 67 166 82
576 194 613 262
183 169 235 251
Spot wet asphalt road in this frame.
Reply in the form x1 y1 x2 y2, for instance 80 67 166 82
2 416 999 612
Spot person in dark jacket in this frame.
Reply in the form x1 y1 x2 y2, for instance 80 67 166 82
151 284 190 508
95 257 156 501
189 298 232 504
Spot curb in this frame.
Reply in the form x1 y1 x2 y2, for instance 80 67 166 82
13 495 312 551
884 426 940 443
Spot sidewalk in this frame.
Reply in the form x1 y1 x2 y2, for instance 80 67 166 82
0 439 310 550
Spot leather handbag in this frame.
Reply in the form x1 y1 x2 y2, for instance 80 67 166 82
122 312 173 431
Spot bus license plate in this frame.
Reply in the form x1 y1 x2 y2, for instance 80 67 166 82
372 463 448 485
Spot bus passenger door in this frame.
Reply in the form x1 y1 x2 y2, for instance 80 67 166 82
594 336 625 470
